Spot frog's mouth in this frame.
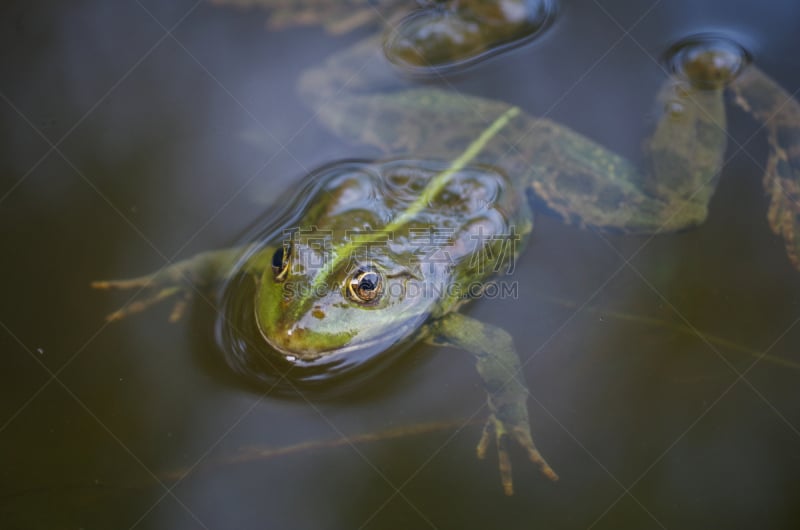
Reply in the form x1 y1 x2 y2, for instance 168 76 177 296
258 315 424 380
237 316 423 394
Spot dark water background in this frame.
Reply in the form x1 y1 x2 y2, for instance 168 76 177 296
2 1 800 528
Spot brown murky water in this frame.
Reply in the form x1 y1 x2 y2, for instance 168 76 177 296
2 1 800 528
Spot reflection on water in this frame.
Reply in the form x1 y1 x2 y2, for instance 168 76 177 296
383 0 557 73
2 0 800 528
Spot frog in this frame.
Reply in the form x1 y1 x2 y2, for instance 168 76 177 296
93 0 800 495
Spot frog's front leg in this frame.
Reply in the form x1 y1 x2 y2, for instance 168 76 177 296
92 247 249 321
427 312 557 495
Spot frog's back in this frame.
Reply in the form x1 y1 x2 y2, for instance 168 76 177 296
308 159 533 311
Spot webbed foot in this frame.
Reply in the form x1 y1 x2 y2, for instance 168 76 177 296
92 248 244 322
91 272 193 322
477 412 558 495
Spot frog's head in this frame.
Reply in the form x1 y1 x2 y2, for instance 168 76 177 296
233 159 522 384
253 235 438 369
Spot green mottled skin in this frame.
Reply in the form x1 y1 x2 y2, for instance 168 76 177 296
255 160 531 362
94 1 800 495
210 0 410 35
730 68 800 268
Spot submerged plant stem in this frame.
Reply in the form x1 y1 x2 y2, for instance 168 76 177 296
159 418 481 482
540 295 800 371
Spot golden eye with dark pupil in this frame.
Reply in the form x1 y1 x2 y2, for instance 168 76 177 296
271 245 290 281
348 269 382 303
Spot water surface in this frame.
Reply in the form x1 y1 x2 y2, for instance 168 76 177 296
2 1 800 528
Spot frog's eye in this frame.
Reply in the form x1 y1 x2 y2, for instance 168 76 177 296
347 268 383 304
271 244 291 281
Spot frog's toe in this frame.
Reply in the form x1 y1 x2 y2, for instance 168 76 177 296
477 414 515 495
92 267 196 321
477 414 557 495
168 291 192 322
91 277 152 291
510 424 559 483
102 285 183 322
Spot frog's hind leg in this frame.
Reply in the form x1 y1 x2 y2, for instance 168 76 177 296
732 66 800 269
763 127 800 268
508 73 728 235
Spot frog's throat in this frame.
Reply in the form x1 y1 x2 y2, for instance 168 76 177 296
265 319 418 363
305 105 522 300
